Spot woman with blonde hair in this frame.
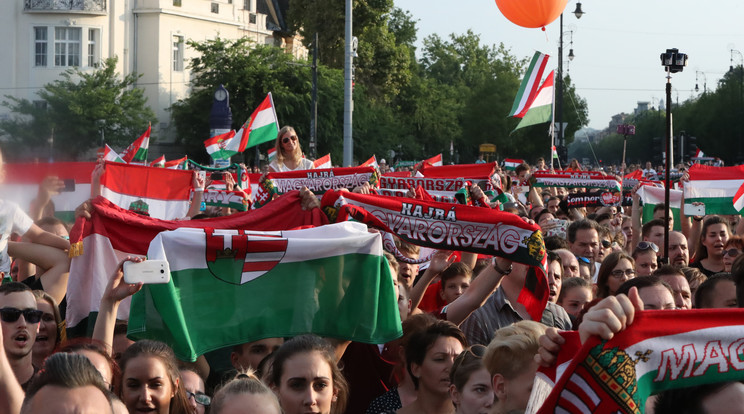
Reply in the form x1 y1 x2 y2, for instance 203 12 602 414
211 370 281 414
268 126 315 172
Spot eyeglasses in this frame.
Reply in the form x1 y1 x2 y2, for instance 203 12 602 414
610 269 636 279
601 240 612 249
281 135 298 144
637 241 659 253
724 248 741 258
451 344 487 375
185 391 211 406
0 307 44 324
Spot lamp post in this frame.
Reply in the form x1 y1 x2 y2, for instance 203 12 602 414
616 124 636 165
556 2 584 166
660 48 687 262
695 71 707 93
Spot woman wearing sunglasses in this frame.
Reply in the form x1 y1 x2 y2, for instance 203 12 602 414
268 126 315 172
449 345 492 414
722 235 743 273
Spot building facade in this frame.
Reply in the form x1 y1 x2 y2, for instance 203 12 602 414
1 0 305 146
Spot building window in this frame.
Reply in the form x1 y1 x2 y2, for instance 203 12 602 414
173 0 181 5
211 3 219 13
55 27 81 67
172 36 184 72
249 13 257 24
243 0 250 9
34 27 48 67
87 28 99 67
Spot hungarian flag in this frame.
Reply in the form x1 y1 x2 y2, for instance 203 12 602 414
267 148 277 163
150 155 165 168
513 70 554 132
552 145 558 159
128 222 402 361
423 154 443 167
313 153 332 169
537 309 744 414
734 182 744 213
509 51 550 118
165 156 188 170
360 155 379 169
121 124 150 164
684 164 744 215
637 185 682 230
66 193 330 338
0 162 95 223
103 145 125 163
204 130 240 160
99 161 193 220
243 93 280 149
504 158 525 171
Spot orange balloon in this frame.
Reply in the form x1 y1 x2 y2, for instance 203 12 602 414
495 0 568 29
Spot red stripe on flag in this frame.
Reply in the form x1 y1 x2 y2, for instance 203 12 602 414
242 261 280 272
101 162 192 200
247 239 288 252
5 162 95 184
688 163 744 181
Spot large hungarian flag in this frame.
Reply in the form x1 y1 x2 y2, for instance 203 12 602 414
536 309 744 414
121 124 150 164
637 185 682 230
508 51 550 118
513 71 554 132
684 164 744 215
66 194 330 334
0 162 95 223
99 161 193 220
128 222 402 361
243 93 280 149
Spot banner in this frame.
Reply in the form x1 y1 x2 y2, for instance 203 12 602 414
563 190 633 209
537 309 744 414
202 189 249 211
129 222 402 361
320 190 548 322
254 167 379 207
379 176 468 204
531 171 622 192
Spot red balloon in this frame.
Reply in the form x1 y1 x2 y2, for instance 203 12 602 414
495 0 568 29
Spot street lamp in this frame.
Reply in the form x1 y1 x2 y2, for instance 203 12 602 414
556 3 584 167
695 71 707 93
660 48 687 262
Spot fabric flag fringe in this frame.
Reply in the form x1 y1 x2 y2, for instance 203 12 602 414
121 124 151 164
509 51 550 118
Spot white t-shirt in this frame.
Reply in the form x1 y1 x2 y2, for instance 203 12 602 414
269 158 315 172
0 200 34 273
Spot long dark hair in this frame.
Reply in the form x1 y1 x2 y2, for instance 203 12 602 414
694 216 730 261
596 251 634 298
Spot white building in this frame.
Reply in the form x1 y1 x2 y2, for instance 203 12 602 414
1 0 306 146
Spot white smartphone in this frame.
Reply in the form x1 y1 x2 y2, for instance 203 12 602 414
685 204 705 216
197 170 207 183
123 260 171 284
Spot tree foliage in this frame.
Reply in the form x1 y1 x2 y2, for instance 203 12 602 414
0 57 155 159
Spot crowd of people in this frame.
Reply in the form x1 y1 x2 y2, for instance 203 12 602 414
1 125 744 414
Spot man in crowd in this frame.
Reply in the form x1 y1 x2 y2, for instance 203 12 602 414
654 265 692 309
0 283 41 389
668 231 690 267
641 219 666 257
567 219 601 280
695 274 738 309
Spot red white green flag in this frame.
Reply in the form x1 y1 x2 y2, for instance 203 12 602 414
99 161 193 219
504 158 525 171
536 309 744 414
684 164 744 215
165 156 188 170
103 144 125 163
121 124 151 164
509 51 550 118
734 182 744 213
423 154 443 167
552 145 559 159
128 222 402 361
242 93 280 149
267 148 277 163
150 155 165 168
513 70 555 132
360 155 379 168
313 153 332 169
204 130 239 160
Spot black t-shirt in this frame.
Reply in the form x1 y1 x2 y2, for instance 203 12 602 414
689 261 719 278
21 275 67 321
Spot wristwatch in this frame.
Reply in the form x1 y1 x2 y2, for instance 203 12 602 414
492 258 513 275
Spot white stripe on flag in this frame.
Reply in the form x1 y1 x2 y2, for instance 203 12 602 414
101 187 190 220
560 390 592 414
252 108 276 129
570 375 600 405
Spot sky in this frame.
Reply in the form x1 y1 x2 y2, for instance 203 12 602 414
393 0 744 131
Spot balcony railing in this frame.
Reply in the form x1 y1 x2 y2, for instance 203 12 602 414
24 0 106 13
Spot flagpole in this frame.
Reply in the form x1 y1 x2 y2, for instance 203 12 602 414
550 70 556 170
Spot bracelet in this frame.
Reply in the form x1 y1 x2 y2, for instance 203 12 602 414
194 188 204 192
693 216 702 222
492 259 513 275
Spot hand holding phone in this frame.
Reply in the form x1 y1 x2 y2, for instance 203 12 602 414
123 260 171 284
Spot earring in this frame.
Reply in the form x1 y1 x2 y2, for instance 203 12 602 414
332 395 338 402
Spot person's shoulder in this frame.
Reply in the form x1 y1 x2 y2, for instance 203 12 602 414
301 158 315 169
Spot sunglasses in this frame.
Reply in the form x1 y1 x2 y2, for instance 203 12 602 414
723 248 741 258
186 391 212 406
451 344 487 375
601 240 612 249
637 241 659 253
610 269 636 279
0 307 43 324
281 135 298 144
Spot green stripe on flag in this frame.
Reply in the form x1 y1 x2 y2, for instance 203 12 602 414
685 197 741 216
132 147 148 163
246 123 278 149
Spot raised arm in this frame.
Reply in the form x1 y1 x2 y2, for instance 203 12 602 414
186 172 205 218
92 257 144 354
8 242 70 305
0 327 24 414
408 250 455 311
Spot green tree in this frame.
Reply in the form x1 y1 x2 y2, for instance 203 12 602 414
0 57 155 159
170 38 345 164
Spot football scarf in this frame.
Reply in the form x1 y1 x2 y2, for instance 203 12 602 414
320 190 548 321
531 171 622 192
201 189 249 211
563 190 633 208
254 167 378 208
